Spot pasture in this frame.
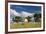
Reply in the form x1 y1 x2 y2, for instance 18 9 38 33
10 22 41 29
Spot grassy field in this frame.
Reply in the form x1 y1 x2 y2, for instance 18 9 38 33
10 22 41 29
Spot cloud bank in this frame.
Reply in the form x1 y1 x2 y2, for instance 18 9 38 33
10 9 21 16
10 9 34 17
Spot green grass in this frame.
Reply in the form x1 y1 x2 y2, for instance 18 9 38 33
10 22 41 29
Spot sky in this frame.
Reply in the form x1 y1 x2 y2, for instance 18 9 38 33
10 5 41 13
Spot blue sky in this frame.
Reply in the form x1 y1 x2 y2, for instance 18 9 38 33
10 5 41 13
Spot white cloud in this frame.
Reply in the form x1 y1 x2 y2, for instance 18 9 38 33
21 11 34 17
10 9 21 16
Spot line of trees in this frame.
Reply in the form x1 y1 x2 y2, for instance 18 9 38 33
12 13 41 23
12 16 22 23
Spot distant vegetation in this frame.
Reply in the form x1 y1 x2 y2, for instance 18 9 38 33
11 13 41 23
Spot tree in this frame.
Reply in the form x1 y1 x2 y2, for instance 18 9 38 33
12 16 16 22
15 16 22 23
34 13 41 22
26 16 31 23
